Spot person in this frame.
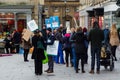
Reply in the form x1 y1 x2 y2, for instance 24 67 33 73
54 27 65 64
44 28 55 73
109 24 120 61
63 28 72 67
21 39 31 62
11 30 21 53
88 21 104 74
72 27 86 73
41 25 47 49
4 34 12 54
117 27 120 40
31 29 45 75
83 27 89 64
103 24 110 44
69 27 76 70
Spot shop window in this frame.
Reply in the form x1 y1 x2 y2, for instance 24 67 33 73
17 19 26 33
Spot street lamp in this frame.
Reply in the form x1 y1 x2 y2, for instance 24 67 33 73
64 0 67 27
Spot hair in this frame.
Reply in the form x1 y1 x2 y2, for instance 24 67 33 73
76 27 82 32
83 27 87 32
111 24 117 30
57 27 63 32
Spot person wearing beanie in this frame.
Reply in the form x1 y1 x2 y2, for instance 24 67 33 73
44 28 55 73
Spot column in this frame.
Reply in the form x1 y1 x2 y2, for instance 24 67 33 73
110 11 112 26
14 12 17 30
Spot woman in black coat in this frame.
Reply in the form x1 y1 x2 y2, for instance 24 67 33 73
72 27 86 73
31 29 45 75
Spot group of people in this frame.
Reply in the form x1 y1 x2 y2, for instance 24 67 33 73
3 21 120 76
4 29 21 54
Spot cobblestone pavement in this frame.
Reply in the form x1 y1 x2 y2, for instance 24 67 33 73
0 47 120 80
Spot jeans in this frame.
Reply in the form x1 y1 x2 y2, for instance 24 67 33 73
56 43 64 64
91 46 101 71
71 47 76 70
48 55 54 71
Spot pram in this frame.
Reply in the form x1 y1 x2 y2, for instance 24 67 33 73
100 43 114 71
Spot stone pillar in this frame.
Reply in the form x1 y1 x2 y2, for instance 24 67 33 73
14 12 17 30
26 13 32 29
38 5 43 30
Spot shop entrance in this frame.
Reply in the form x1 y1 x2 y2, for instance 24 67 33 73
0 12 26 39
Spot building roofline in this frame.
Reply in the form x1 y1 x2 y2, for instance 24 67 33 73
0 5 34 9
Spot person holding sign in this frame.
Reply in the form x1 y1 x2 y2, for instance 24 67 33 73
44 28 55 73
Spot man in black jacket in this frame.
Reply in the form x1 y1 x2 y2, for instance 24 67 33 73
88 21 104 74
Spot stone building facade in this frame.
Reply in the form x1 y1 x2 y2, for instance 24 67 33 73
44 0 80 28
79 0 119 30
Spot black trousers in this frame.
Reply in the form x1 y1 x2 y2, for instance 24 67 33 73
5 47 12 54
64 48 72 65
23 49 29 61
34 59 43 74
76 54 85 72
14 44 20 53
111 46 117 58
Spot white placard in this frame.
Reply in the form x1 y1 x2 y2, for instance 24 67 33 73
27 20 38 31
47 40 59 56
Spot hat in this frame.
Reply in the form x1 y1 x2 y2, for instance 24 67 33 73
47 28 52 32
34 29 40 34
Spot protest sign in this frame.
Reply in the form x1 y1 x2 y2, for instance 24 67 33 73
22 29 33 41
47 40 59 56
27 20 38 31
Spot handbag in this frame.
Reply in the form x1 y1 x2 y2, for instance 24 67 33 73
42 50 48 64
19 47 24 54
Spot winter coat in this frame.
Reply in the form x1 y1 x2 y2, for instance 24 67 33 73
103 28 110 44
46 33 55 45
12 32 21 44
55 32 63 43
62 33 71 50
31 35 45 60
4 37 12 48
109 29 119 46
72 31 86 58
21 39 31 49
88 27 104 48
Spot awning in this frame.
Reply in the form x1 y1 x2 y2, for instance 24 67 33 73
86 10 95 17
93 8 104 16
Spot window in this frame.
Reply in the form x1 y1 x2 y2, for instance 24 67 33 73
54 7 59 12
66 8 70 12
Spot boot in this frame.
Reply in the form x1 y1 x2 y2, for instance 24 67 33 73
47 70 54 73
89 70 94 74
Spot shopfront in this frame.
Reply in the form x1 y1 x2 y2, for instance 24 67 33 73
0 5 33 39
104 2 119 28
